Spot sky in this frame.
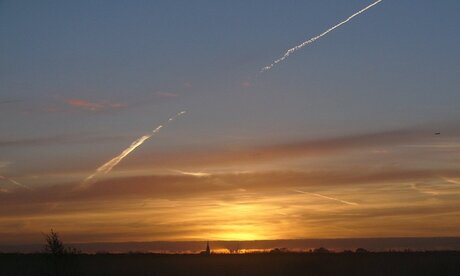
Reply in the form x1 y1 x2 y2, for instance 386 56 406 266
1 0 460 249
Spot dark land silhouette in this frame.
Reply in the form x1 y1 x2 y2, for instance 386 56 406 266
1 251 460 275
1 232 460 275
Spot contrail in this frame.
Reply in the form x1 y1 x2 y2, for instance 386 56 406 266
0 175 32 190
442 177 460 185
293 189 358 206
81 111 186 187
261 0 383 72
170 169 211 177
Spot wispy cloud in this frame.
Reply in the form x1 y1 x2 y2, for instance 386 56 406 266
3 168 460 209
170 169 211 177
126 127 455 169
65 99 102 110
64 98 124 111
2 168 460 244
443 177 460 185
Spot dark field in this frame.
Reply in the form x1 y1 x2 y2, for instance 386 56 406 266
1 252 460 276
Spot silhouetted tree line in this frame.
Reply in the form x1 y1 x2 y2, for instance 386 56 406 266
43 229 81 255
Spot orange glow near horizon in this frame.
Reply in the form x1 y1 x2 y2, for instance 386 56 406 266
1 132 460 245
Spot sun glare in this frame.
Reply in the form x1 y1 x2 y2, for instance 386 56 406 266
216 231 260 241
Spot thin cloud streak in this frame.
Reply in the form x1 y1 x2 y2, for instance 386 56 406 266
128 127 449 169
442 177 460 185
0 175 32 191
293 189 359 206
261 0 383 72
170 169 211 177
3 168 460 209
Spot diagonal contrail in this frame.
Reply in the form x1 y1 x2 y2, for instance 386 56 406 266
293 189 359 206
0 175 32 190
80 111 186 188
261 0 383 72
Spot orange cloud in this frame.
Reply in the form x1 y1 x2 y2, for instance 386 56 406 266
64 99 124 111
2 126 459 245
65 99 103 110
125 127 452 170
2 168 460 245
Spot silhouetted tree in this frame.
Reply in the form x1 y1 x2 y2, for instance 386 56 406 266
44 229 65 256
43 229 81 255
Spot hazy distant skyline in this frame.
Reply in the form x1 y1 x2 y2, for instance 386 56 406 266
1 0 460 246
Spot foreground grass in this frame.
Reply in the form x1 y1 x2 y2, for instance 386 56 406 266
1 252 460 276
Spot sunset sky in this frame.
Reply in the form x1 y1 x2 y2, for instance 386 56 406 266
1 0 460 248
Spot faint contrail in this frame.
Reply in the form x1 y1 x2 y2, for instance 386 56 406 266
293 189 358 206
0 175 32 190
81 111 186 187
261 0 383 72
170 169 211 177
442 177 460 185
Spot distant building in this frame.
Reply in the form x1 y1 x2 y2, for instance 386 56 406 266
200 241 211 255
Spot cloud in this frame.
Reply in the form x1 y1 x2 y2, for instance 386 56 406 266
2 168 460 209
2 125 459 244
1 167 460 244
64 98 124 111
170 169 211 177
65 99 102 110
126 127 459 169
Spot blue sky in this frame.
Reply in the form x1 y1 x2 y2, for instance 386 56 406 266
2 1 459 136
1 1 460 245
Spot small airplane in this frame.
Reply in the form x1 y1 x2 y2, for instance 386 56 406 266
434 132 441 135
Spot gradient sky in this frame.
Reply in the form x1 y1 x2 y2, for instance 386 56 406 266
1 0 460 246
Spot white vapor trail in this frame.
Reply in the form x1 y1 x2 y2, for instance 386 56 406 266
0 175 32 190
293 189 358 206
261 0 383 72
81 111 186 187
170 169 211 177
